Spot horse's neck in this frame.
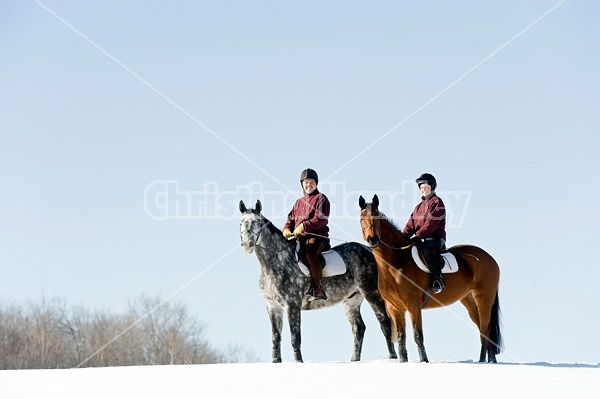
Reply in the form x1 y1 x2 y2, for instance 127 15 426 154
381 219 411 258
257 220 284 248
255 222 294 271
376 218 412 269
382 219 405 243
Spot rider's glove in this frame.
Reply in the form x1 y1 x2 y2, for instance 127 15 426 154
282 227 293 239
292 223 305 238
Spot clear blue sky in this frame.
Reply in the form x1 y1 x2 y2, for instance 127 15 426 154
1 0 599 364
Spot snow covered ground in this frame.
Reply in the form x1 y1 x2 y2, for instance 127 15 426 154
1 360 598 399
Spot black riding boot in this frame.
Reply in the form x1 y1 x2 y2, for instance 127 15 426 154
423 238 446 294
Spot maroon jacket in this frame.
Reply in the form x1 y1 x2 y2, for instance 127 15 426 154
403 193 446 241
284 189 330 237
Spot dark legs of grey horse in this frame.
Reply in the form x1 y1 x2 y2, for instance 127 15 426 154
267 304 284 363
342 294 366 361
287 307 303 362
268 304 304 363
363 293 398 360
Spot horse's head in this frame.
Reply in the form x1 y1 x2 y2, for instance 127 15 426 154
359 194 382 248
239 199 264 253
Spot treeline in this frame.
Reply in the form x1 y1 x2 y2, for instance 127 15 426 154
0 295 257 369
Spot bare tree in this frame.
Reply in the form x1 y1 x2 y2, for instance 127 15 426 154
0 294 259 370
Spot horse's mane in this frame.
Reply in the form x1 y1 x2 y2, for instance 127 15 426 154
370 207 406 243
257 212 283 235
380 211 402 233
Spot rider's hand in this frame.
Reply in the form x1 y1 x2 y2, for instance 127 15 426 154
282 228 293 239
410 236 421 245
293 223 305 238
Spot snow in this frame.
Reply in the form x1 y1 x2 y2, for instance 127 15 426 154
1 361 598 399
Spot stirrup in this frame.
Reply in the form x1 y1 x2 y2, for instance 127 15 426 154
308 292 327 301
306 285 327 301
432 277 446 294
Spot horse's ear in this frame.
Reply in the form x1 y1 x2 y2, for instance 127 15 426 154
239 200 247 213
255 199 262 214
359 196 366 210
372 194 379 210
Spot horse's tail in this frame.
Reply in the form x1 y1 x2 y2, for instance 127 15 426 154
488 291 504 355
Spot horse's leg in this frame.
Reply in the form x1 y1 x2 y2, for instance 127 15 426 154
287 306 303 362
267 303 284 363
342 293 366 361
363 291 398 359
408 305 428 362
475 294 494 363
473 291 502 363
386 302 408 362
460 294 485 362
482 292 502 363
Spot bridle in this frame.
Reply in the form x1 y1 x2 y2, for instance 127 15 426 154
361 211 413 251
360 210 381 246
240 212 292 253
379 239 414 251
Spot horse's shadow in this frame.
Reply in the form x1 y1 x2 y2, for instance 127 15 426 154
457 360 599 369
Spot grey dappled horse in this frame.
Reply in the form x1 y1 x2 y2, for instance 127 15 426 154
239 200 397 362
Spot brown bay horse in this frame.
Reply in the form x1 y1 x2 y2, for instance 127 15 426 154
359 195 503 363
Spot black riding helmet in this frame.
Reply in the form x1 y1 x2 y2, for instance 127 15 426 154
300 168 319 186
416 173 437 191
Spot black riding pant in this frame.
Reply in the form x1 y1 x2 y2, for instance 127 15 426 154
422 237 445 276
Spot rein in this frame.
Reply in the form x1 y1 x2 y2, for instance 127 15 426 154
248 233 291 253
242 213 348 254
306 232 349 243
254 240 295 253
362 213 412 251
379 239 414 251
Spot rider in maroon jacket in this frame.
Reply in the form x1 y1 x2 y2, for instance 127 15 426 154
403 173 447 294
283 168 330 301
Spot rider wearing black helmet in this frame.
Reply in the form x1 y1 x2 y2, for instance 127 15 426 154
403 173 447 294
282 168 331 300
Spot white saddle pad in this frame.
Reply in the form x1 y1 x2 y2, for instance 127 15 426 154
296 244 347 278
411 246 458 274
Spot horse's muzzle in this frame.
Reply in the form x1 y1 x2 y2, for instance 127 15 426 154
240 241 255 254
366 235 380 248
